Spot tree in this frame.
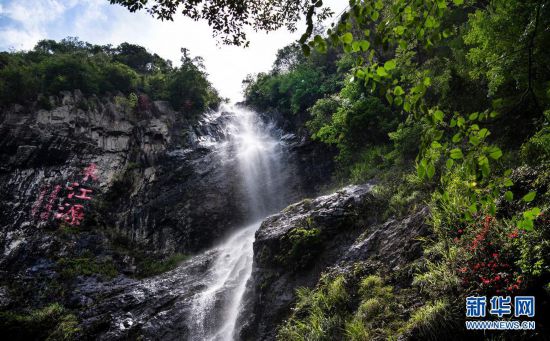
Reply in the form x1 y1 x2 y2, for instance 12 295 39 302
109 0 333 46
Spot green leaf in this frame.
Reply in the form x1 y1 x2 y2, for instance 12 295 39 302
478 128 489 138
423 77 432 86
417 162 425 178
394 96 403 106
359 40 370 51
488 147 502 160
371 10 380 21
385 92 393 104
504 191 513 202
522 191 537 202
469 112 479 121
457 117 465 127
450 118 457 127
523 207 541 220
433 110 444 122
450 148 463 159
394 85 404 96
478 156 490 177
314 39 327 53
341 33 353 44
425 16 436 28
503 178 513 187
469 136 480 146
394 25 405 36
452 132 462 143
427 163 436 179
518 219 534 231
384 59 397 71
377 66 388 77
468 204 478 214
453 0 464 5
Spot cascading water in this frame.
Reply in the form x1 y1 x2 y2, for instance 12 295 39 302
188 105 289 341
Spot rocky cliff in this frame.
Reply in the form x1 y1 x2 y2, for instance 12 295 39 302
26 184 429 340
0 92 430 340
0 92 333 336
238 184 431 340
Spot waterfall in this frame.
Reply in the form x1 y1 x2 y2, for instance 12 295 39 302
188 105 289 341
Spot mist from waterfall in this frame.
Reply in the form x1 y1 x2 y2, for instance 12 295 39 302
188 105 289 341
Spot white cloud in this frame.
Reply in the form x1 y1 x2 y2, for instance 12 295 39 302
0 26 42 50
0 0 71 49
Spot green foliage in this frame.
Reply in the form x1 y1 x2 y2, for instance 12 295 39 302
279 272 430 341
464 1 550 98
313 88 397 155
276 226 322 270
277 274 349 341
57 255 118 280
111 0 332 46
136 253 189 278
521 125 550 165
0 38 220 116
0 303 80 340
403 300 454 340
244 43 345 120
244 1 550 339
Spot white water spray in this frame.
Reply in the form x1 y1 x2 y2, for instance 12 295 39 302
188 105 289 341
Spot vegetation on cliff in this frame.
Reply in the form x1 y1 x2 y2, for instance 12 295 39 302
0 38 221 116
244 0 550 338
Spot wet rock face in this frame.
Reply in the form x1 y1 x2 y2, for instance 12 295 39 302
0 91 249 260
238 185 431 341
77 250 217 341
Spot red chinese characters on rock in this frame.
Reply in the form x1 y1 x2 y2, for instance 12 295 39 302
66 182 93 200
31 187 48 218
31 163 100 227
54 163 99 226
83 163 98 182
40 185 62 220
55 203 85 226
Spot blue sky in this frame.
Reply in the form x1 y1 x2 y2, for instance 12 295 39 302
0 0 347 100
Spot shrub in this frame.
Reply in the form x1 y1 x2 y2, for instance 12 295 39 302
454 215 523 295
520 125 550 165
136 253 188 278
403 300 454 340
57 255 118 280
0 303 80 340
276 226 323 270
277 274 349 341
